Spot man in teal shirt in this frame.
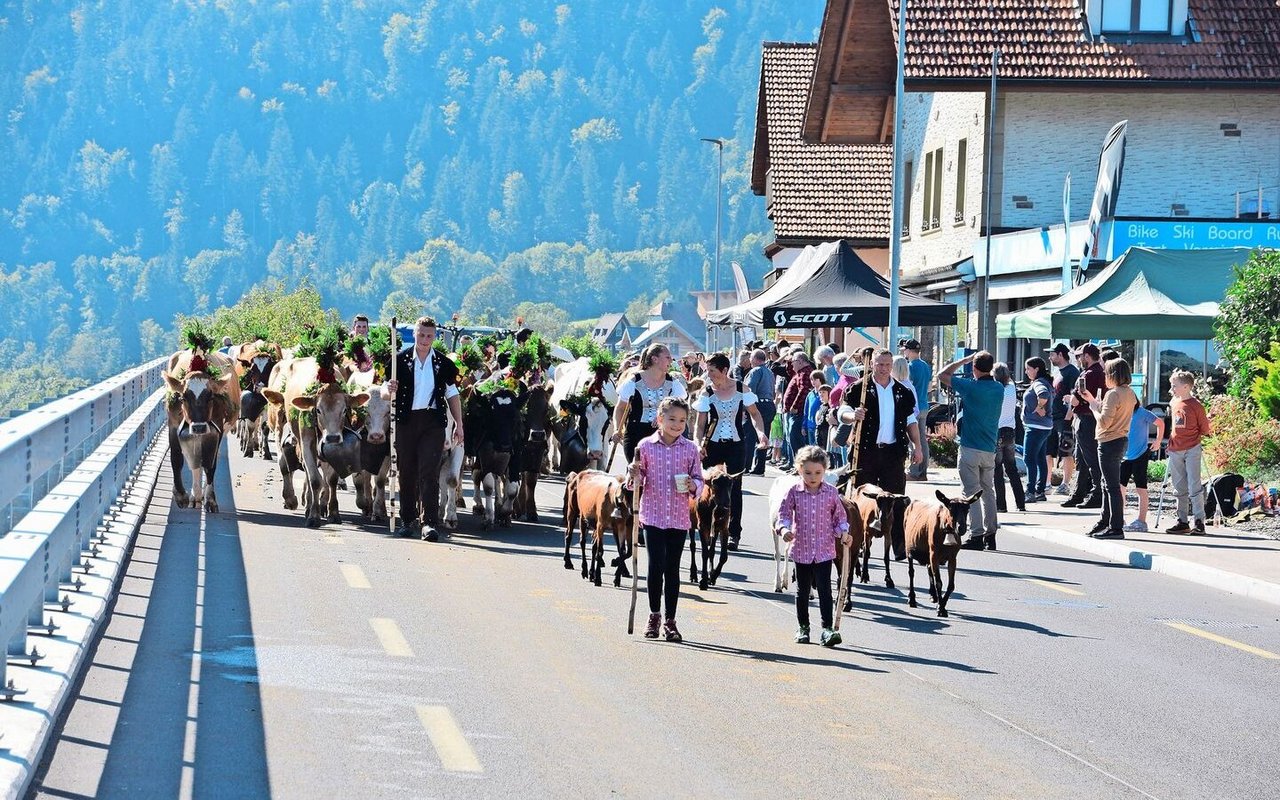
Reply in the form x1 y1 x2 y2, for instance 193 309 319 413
940 350 1003 549
905 339 932 480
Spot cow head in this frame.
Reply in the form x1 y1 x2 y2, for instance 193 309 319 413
935 489 983 546
292 384 369 445
238 343 281 392
860 485 911 534
360 389 391 445
165 371 228 436
485 387 525 451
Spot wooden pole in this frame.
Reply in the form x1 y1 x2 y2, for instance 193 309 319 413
834 540 852 631
836 354 872 629
605 439 620 474
388 317 399 534
627 484 642 634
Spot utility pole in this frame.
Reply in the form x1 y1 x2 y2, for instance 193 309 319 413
981 48 1000 351
887 0 907 345
701 137 725 353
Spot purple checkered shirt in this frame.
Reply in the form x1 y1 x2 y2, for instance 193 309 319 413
634 432 703 530
776 482 849 564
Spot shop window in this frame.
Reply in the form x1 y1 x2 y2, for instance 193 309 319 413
1156 339 1206 400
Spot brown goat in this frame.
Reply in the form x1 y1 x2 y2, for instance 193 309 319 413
902 490 983 617
563 470 634 587
837 484 910 610
692 463 738 590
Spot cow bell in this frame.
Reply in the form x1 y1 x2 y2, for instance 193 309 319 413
319 429 363 478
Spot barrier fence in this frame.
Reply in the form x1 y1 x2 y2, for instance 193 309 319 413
0 357 167 696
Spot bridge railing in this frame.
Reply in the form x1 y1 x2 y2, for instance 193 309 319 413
0 357 168 696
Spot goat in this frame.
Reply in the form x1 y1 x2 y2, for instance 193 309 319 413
837 484 910 610
563 470 634 587
902 490 983 617
692 464 739 590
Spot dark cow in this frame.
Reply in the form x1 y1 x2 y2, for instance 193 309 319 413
549 410 591 475
232 339 283 460
513 384 553 522
692 464 739 591
468 384 528 529
164 349 240 513
563 470 634 587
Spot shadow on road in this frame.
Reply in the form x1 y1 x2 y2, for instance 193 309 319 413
677 640 889 674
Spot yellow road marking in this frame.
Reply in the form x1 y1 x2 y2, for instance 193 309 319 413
370 618 415 657
416 705 483 773
1024 577 1084 596
1164 622 1280 660
340 564 371 589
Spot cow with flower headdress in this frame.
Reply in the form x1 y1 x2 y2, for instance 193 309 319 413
229 334 284 460
164 322 242 513
262 324 368 527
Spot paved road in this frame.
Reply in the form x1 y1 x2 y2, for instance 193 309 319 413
29 443 1280 799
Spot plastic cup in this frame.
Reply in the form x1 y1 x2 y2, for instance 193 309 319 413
674 473 690 493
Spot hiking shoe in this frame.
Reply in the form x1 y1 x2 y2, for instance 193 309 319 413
1192 519 1206 535
795 625 811 644
1124 520 1148 532
1165 521 1192 534
644 613 661 639
820 628 842 647
662 618 683 643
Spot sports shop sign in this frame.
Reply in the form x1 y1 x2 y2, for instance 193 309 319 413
766 308 859 329
1109 218 1280 253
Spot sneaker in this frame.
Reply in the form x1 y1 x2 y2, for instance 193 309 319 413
1124 520 1148 532
1061 496 1084 508
794 625 811 644
1165 521 1192 534
1086 521 1109 536
1035 493 1048 502
727 537 740 551
1025 494 1039 504
820 628 842 647
662 618 683 643
960 534 986 550
644 613 661 639
1091 530 1125 540
421 525 439 542
1078 496 1103 509
985 532 998 551
1192 519 1206 535
1052 484 1071 496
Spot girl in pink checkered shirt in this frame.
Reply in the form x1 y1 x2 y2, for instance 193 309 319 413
627 397 703 642
775 445 852 647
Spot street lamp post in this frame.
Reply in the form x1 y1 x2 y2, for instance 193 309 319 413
701 137 725 353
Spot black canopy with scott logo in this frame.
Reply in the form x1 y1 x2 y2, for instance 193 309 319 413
705 240 957 330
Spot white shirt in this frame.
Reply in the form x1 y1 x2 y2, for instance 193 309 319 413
411 350 460 410
619 375 687 423
692 388 758 442
874 379 918 445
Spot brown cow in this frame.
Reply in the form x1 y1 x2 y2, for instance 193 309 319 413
164 349 240 513
262 358 365 527
231 339 284 460
563 470 634 587
903 490 983 617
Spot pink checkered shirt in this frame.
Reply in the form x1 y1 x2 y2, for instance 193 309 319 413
776 482 849 564
633 432 703 530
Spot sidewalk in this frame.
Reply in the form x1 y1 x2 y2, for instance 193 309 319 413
901 467 1280 607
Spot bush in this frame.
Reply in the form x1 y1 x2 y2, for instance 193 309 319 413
1214 249 1280 399
179 280 340 350
1251 341 1280 421
559 333 610 361
1147 458 1166 484
928 421 958 468
1203 394 1280 479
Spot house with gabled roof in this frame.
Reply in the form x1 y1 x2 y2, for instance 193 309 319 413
589 312 633 354
802 0 1280 392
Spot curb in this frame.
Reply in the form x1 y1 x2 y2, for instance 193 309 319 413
1006 523 1280 608
0 431 168 800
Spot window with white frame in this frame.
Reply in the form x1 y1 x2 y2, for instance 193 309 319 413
1094 0 1186 35
922 146 943 231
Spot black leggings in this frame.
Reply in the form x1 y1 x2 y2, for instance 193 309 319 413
795 560 834 629
702 438 745 538
623 420 656 463
645 526 686 618
1098 437 1127 531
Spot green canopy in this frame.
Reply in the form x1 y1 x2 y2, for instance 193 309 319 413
996 246 1256 340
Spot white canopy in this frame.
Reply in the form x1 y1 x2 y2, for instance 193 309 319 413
705 241 838 328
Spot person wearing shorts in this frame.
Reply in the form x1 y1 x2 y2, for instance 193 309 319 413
1119 404 1163 533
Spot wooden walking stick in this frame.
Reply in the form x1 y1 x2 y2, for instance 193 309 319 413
626 483 642 634
387 317 399 534
605 438 620 474
835 354 872 630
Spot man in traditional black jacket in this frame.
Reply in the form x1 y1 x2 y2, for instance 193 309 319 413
384 316 465 541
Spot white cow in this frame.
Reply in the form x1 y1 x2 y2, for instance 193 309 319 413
767 475 804 593
438 411 466 530
348 369 393 523
548 357 617 471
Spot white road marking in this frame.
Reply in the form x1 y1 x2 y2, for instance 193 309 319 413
370 617 414 657
416 705 483 773
340 564 371 589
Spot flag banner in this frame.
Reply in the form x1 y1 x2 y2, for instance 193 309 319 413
1080 120 1127 281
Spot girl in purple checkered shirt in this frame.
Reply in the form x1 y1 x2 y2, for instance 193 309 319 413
775 445 852 647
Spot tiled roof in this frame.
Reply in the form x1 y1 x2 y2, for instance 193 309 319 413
591 312 626 342
753 42 892 242
899 0 1280 83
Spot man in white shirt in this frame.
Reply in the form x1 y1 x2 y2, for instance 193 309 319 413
385 317 464 541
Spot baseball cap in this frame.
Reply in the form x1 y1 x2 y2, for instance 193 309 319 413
903 339 921 352
1045 343 1071 357
1076 343 1101 360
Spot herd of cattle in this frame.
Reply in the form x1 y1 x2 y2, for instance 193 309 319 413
162 337 984 618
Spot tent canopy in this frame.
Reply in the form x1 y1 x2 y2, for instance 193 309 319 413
995 246 1254 340
707 240 957 329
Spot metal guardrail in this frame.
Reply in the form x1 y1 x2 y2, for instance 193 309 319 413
0 357 167 697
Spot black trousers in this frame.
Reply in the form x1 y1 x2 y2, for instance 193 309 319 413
703 438 746 539
623 420 655 464
748 400 775 473
1098 437 1127 531
994 426 1026 511
644 526 686 617
1073 415 1102 500
795 560 834 629
854 443 908 558
396 410 446 527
